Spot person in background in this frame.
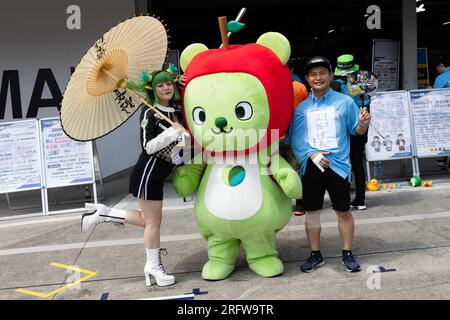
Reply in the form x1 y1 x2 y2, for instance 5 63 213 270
333 54 370 210
288 58 303 83
433 57 450 168
434 57 450 89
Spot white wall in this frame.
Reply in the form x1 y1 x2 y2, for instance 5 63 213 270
0 0 142 177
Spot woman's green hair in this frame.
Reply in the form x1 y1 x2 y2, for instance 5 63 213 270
149 70 181 104
125 69 181 105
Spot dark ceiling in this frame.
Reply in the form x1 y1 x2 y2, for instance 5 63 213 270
148 0 449 79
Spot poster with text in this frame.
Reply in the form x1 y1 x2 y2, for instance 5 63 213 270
0 120 42 193
40 118 94 188
372 39 400 91
366 91 413 161
410 89 450 158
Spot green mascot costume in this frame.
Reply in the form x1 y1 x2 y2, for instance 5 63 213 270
172 32 302 280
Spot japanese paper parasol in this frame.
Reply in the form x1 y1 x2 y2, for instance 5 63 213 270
60 15 173 141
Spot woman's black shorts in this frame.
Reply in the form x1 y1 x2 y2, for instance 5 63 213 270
129 153 176 201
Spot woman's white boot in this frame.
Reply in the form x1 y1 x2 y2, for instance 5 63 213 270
144 248 175 287
81 203 125 232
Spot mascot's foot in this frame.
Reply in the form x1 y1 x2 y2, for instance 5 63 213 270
249 256 284 277
202 260 235 281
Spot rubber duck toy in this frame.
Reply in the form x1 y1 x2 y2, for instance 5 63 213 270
410 176 422 187
367 179 379 191
422 181 432 187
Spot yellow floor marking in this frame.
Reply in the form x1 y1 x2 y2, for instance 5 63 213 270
16 263 97 298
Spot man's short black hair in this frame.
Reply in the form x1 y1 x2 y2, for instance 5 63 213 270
436 56 449 67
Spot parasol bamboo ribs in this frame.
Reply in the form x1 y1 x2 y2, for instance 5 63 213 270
102 68 189 137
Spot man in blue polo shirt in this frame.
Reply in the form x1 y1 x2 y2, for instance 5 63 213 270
285 56 371 273
434 57 450 89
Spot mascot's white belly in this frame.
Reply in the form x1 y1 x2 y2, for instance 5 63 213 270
204 154 263 220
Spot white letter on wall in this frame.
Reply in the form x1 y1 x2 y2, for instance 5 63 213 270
366 5 381 30
66 5 81 30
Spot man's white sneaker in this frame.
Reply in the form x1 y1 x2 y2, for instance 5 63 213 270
350 201 367 210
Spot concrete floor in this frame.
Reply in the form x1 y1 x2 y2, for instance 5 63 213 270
0 158 450 300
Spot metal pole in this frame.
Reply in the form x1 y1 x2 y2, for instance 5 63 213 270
402 0 418 90
5 193 12 209
366 161 371 182
37 119 47 216
227 8 247 39
92 140 104 202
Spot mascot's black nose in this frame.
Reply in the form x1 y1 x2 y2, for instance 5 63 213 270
215 117 228 132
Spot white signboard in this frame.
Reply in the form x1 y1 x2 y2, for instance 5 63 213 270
306 107 338 150
0 120 42 193
366 91 413 161
410 89 450 158
40 117 94 188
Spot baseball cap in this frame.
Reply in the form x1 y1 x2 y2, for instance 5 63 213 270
304 56 333 74
335 54 359 76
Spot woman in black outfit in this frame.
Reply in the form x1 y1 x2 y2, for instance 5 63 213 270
81 67 186 287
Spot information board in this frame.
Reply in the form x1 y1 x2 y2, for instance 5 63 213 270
366 91 413 161
410 89 450 158
372 39 400 91
0 120 42 193
40 118 94 188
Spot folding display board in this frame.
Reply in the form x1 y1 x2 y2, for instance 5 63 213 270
409 89 450 158
40 117 95 188
364 90 419 181
39 117 97 215
0 119 43 194
365 90 414 162
365 88 450 180
0 118 97 217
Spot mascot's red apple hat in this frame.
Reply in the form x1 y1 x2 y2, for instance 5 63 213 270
181 43 293 151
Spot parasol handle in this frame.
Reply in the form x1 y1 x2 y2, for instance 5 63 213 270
103 69 189 137
130 90 191 138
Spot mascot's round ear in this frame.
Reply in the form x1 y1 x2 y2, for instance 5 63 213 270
180 43 209 72
256 32 291 65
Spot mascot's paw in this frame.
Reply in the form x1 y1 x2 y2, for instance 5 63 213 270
274 168 302 199
202 260 235 281
249 256 284 277
172 166 196 197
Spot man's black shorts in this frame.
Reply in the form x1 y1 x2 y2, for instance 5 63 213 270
301 158 350 212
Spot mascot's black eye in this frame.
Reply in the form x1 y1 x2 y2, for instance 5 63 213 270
192 107 206 125
235 102 253 121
